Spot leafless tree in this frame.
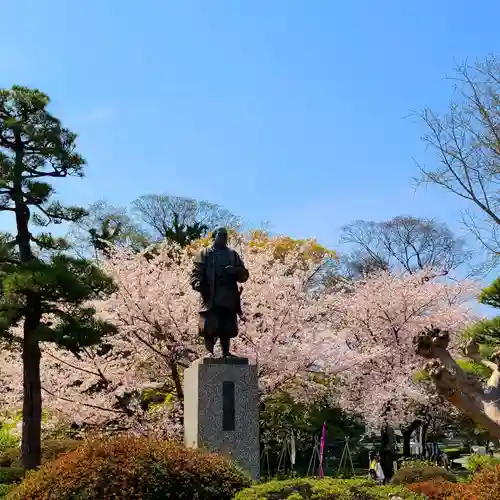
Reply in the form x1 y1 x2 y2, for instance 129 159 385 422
67 200 148 259
414 55 500 265
340 216 471 277
131 194 241 244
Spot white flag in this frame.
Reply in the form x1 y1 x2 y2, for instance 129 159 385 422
290 430 296 467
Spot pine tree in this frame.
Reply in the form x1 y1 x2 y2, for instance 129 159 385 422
465 278 500 350
0 86 117 469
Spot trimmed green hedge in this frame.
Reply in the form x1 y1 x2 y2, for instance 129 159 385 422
392 463 456 485
234 478 424 499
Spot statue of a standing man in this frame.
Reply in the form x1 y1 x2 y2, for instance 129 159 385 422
190 228 249 357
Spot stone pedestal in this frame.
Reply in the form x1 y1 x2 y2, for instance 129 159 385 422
183 357 260 479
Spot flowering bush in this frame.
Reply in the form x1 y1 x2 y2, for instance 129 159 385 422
6 435 250 500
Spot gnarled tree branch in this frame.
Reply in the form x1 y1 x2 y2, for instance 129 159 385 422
415 326 500 439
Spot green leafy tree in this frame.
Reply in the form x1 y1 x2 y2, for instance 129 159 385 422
0 86 117 470
260 392 364 476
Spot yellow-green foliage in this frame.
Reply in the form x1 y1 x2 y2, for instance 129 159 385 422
234 478 423 499
188 229 337 264
412 369 430 382
456 358 492 379
247 230 337 263
415 357 492 382
466 454 500 473
479 278 500 309
186 228 238 255
0 484 13 499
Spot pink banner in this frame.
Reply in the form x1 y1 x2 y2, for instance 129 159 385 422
318 422 327 477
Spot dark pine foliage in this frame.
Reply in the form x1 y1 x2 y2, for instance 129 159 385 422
0 86 117 470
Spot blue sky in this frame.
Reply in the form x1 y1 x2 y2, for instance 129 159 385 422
1 0 499 254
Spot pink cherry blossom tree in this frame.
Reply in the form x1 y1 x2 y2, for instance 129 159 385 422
0 235 479 443
325 269 477 476
328 269 477 427
0 233 360 435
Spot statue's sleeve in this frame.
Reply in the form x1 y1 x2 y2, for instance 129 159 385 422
190 249 206 291
234 251 249 283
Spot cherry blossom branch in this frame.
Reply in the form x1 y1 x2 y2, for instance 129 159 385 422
41 387 128 415
43 349 103 379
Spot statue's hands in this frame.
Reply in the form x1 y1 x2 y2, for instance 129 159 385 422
225 265 237 275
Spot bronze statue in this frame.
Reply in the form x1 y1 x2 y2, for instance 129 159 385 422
190 228 249 357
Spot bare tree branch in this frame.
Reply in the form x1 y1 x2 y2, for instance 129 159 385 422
414 55 500 262
340 216 471 277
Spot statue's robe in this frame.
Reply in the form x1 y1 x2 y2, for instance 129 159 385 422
190 245 249 340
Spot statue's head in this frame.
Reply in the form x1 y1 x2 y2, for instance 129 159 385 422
212 227 228 248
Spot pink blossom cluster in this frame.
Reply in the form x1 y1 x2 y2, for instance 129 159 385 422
0 237 479 434
0 238 345 431
327 269 478 427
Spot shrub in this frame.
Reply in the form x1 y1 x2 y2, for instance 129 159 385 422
392 463 456 485
0 439 79 467
0 484 13 500
0 429 17 455
466 453 500 474
408 479 472 499
469 464 500 500
398 459 435 469
234 477 424 499
7 435 250 500
0 468 23 485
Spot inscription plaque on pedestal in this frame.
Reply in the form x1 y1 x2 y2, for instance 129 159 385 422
222 381 235 431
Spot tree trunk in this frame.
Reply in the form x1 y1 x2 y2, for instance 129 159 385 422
14 141 42 470
21 321 42 470
170 362 184 401
380 424 395 481
402 419 422 458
